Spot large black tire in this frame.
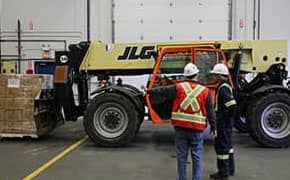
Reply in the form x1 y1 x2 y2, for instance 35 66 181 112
83 93 139 147
247 93 290 147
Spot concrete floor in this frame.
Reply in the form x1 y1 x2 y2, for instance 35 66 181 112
0 120 290 180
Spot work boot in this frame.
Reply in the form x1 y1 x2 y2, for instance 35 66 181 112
209 172 229 180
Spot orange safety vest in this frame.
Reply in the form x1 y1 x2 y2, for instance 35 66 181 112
171 82 209 131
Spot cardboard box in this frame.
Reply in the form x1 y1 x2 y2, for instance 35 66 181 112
0 121 4 132
4 75 42 98
5 110 23 122
4 121 23 132
0 98 5 109
3 121 37 134
5 98 34 110
6 87 22 97
0 88 6 97
23 121 36 130
0 74 55 137
23 109 34 121
0 75 6 86
6 87 34 98
21 75 42 86
0 110 4 121
6 88 20 97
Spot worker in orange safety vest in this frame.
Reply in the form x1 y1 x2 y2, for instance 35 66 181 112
147 63 216 180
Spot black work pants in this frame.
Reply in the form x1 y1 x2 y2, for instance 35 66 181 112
214 113 235 176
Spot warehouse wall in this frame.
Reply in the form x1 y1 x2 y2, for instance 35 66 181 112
1 0 290 74
111 0 233 88
0 0 88 73
113 0 231 42
1 0 289 47
1 1 85 32
90 0 112 43
260 0 290 74
231 0 255 40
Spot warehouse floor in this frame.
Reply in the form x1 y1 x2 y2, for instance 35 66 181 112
0 120 289 180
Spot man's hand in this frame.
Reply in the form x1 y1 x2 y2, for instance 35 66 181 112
211 130 217 138
140 85 147 96
140 85 147 90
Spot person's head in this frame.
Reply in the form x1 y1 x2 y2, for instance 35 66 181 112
183 63 199 81
156 69 162 80
117 78 122 85
209 63 229 83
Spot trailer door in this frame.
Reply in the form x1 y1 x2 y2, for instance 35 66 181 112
113 0 231 42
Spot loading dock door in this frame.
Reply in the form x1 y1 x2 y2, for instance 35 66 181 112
113 0 231 42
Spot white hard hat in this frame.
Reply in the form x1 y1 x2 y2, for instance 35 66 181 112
183 63 199 77
210 63 229 75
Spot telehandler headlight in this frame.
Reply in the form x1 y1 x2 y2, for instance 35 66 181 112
60 55 69 64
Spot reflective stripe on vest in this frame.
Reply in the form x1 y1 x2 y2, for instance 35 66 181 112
215 83 236 111
229 148 234 154
217 154 229 160
180 83 205 112
172 82 207 126
171 112 206 125
225 100 236 107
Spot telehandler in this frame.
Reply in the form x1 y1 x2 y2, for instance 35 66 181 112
52 39 290 147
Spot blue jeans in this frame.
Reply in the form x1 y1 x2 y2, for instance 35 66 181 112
174 127 204 180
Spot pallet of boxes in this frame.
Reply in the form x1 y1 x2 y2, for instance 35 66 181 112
0 74 58 138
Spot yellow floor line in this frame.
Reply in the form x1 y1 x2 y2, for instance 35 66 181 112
22 136 88 180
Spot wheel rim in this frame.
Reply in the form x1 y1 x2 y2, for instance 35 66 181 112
261 102 290 139
93 103 128 139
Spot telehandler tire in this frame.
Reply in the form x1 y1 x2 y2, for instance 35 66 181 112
248 93 290 147
83 93 139 147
